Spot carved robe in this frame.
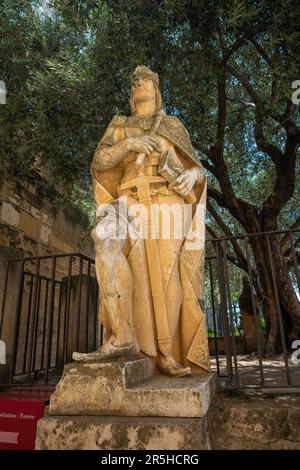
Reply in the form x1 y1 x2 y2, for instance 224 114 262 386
92 114 209 372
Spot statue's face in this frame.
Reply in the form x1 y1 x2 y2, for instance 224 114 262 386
131 76 156 104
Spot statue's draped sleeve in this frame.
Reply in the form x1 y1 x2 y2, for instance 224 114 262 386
91 116 127 205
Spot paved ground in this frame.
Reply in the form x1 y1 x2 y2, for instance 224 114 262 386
210 354 300 389
5 354 300 391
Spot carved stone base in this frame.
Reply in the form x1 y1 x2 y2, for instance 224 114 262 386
36 357 215 450
49 357 215 418
36 415 210 450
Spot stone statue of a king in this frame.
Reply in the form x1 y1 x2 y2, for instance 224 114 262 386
73 65 209 377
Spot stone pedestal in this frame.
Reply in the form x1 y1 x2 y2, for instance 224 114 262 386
36 357 215 450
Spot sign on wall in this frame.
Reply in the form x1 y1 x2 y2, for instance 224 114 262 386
0 395 47 450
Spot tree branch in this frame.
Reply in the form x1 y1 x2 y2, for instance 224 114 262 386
272 101 299 135
281 217 300 247
222 38 247 64
285 251 300 269
192 141 217 162
207 200 247 269
262 131 299 220
210 78 246 219
226 64 261 105
207 187 258 232
206 225 219 239
254 109 283 165
248 38 272 66
207 187 227 208
199 159 217 177
195 77 254 226
216 77 226 154
283 235 300 258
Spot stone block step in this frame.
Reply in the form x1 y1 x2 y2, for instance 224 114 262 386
49 358 215 418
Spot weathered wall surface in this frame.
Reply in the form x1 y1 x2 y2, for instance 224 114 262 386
0 174 93 257
207 392 300 449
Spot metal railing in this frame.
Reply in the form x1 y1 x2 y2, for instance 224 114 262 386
0 229 299 392
0 253 102 386
205 229 300 391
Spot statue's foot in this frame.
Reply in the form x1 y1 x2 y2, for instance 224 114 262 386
72 336 140 363
156 355 191 378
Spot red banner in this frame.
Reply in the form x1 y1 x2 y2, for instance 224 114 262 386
0 394 48 450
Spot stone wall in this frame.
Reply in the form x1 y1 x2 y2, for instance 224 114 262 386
207 392 300 449
0 173 94 257
0 173 96 383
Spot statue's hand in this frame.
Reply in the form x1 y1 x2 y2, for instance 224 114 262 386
126 136 160 156
169 168 199 197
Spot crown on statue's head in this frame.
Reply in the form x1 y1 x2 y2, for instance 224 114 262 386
132 65 159 86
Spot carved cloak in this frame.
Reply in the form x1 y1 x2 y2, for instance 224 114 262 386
92 114 209 372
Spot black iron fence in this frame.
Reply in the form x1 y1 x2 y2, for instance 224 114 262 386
0 253 101 386
205 229 300 391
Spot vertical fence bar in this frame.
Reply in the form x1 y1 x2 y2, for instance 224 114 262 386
208 258 220 376
44 257 57 383
85 261 91 351
27 259 40 384
55 282 63 367
40 279 49 371
93 281 99 350
76 256 83 352
222 241 240 387
9 260 25 383
244 236 265 387
266 234 292 385
215 241 233 384
62 281 68 364
63 255 73 363
31 275 41 375
22 274 34 373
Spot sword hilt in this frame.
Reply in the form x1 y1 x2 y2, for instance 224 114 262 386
135 111 165 177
